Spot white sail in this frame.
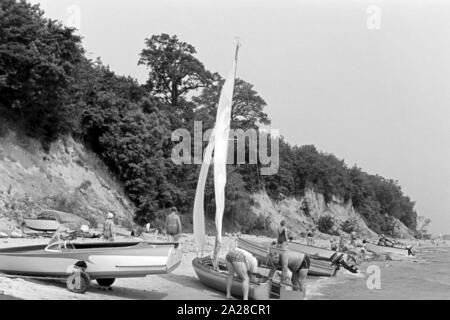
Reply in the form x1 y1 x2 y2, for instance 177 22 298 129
192 41 240 253
213 56 238 244
192 134 214 252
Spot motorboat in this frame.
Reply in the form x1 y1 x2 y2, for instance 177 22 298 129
237 238 339 277
0 240 182 293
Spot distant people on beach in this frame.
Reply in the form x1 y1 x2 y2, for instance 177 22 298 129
102 212 115 242
330 238 338 251
350 231 357 246
306 229 315 245
277 220 289 249
339 236 348 251
165 206 182 242
268 249 310 293
131 225 144 237
225 247 259 300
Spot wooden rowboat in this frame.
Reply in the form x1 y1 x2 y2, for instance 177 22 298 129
237 238 338 277
192 256 272 300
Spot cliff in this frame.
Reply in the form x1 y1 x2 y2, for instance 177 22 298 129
0 130 135 233
0 129 416 240
249 189 416 240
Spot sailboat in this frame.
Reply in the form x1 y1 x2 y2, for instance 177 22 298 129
191 41 273 300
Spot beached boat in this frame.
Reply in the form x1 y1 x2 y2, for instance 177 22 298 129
22 210 91 234
0 241 182 292
364 243 413 257
237 238 338 277
22 219 60 232
279 241 348 262
192 256 272 300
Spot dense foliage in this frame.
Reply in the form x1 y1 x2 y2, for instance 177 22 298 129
0 0 83 148
318 216 335 235
0 1 419 235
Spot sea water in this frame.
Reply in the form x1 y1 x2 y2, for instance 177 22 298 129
306 246 450 300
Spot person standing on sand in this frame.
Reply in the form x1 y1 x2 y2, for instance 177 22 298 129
330 238 338 251
102 212 115 242
225 247 259 300
268 249 310 293
350 231 357 246
339 236 348 251
277 220 289 249
306 228 315 245
165 207 182 242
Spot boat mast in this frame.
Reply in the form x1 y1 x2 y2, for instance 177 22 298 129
212 39 241 268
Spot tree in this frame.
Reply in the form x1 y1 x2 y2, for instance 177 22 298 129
138 34 214 107
0 0 83 146
193 77 271 130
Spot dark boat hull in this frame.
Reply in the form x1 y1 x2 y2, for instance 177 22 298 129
192 257 272 300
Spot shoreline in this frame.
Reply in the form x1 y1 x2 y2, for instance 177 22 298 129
0 234 444 300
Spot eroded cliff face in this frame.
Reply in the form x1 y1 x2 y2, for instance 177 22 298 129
0 131 134 232
251 190 379 239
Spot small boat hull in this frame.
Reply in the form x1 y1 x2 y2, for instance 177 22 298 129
22 219 60 232
192 257 272 300
0 241 182 280
365 243 411 257
237 238 338 277
287 241 348 262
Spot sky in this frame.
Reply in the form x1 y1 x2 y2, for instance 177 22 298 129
29 0 450 235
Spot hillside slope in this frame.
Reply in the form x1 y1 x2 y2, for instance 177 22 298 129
0 130 135 231
250 189 415 240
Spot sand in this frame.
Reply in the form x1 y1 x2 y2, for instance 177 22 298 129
0 233 281 300
0 233 441 300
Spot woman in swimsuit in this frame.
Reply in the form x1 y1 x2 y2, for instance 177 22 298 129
225 248 258 300
277 220 288 249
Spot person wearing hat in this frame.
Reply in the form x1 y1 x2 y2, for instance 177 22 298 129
165 206 182 242
102 212 115 242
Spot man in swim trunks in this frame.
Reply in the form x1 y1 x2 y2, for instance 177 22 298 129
165 207 182 242
269 250 310 292
225 248 258 300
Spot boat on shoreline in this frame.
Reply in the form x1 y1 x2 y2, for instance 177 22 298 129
364 242 413 257
280 240 348 262
237 238 339 277
192 256 272 300
0 240 182 292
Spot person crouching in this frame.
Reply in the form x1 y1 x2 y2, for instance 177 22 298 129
225 248 258 300
269 249 310 293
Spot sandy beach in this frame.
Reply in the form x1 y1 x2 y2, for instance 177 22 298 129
0 233 279 300
0 233 444 300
